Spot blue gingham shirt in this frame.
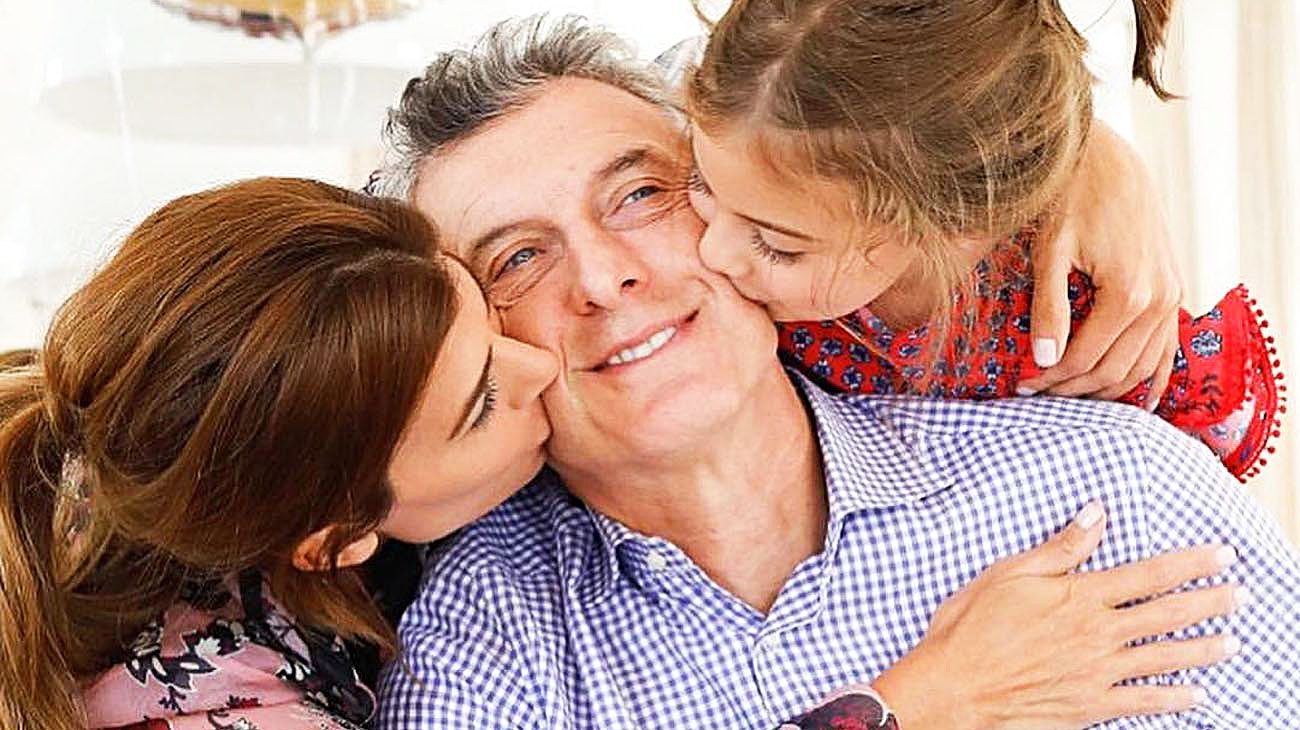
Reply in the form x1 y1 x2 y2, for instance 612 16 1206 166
379 374 1300 729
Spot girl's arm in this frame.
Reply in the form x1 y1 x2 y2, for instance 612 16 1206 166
1020 122 1183 406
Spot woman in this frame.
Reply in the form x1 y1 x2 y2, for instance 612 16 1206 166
0 178 557 729
0 177 1233 730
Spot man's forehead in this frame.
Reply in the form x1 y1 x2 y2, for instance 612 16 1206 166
415 78 685 235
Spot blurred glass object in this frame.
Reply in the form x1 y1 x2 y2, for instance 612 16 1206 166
152 0 423 53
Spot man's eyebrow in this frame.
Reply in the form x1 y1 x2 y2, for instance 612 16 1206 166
692 164 816 242
466 222 534 272
451 346 493 439
466 148 659 269
593 147 651 187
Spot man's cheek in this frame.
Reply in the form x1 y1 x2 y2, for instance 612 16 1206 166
498 302 554 350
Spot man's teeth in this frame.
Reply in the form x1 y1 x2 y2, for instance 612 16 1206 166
605 326 678 367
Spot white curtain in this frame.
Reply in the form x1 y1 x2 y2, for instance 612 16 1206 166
1129 0 1300 540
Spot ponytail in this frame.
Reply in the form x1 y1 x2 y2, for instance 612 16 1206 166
1131 0 1176 100
1039 0 1176 99
0 353 85 730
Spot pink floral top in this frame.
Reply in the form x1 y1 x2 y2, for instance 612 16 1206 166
82 572 375 730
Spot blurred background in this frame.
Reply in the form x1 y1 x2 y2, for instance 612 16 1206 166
0 1 1296 540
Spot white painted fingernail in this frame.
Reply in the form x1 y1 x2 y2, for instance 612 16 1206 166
1223 634 1242 656
1216 545 1239 569
1016 386 1038 396
1074 501 1104 529
1234 586 1253 609
1191 687 1209 705
1033 338 1059 368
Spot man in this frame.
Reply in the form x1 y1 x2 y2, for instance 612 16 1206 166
375 16 1300 729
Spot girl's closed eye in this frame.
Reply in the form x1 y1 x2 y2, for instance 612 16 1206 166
751 229 802 265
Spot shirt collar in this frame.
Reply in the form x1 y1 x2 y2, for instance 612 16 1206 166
537 473 650 600
554 371 956 599
790 370 955 522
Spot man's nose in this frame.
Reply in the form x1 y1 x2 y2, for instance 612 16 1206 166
697 215 751 281
567 229 651 312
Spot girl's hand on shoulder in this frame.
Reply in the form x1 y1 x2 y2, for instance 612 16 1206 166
1018 122 1184 408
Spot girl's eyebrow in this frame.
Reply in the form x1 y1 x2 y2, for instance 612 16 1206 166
692 163 816 242
737 211 815 241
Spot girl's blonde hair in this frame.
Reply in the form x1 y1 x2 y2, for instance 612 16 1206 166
688 0 1173 321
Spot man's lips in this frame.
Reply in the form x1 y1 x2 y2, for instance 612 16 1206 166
586 310 699 372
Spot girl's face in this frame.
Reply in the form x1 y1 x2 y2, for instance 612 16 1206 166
688 123 919 322
381 257 558 543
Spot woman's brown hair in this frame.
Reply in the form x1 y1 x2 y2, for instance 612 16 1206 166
0 178 457 729
688 0 1174 320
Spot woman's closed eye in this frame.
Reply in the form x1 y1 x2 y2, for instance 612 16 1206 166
469 376 499 432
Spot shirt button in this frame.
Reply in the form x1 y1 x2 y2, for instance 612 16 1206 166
646 551 669 572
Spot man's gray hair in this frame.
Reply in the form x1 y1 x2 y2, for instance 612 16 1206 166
374 14 680 201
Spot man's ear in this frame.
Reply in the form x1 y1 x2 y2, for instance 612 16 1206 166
292 528 381 572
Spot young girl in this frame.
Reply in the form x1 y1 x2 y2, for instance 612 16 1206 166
0 178 558 729
684 0 1281 480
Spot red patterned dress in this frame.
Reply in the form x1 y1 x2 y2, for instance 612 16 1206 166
779 229 1284 481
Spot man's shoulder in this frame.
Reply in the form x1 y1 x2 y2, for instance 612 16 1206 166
838 390 1157 440
816 387 1229 504
426 470 583 584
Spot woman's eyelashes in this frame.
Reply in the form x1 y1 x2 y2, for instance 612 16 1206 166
469 376 499 432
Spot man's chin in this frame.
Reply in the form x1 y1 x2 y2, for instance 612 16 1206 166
553 387 738 462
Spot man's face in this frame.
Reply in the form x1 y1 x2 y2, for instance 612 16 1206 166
412 78 779 473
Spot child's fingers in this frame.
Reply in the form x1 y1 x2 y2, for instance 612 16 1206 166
1049 305 1164 398
1021 285 1138 394
1093 316 1178 404
1145 328 1180 411
1025 220 1076 378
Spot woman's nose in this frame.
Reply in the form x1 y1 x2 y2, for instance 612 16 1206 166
498 336 559 408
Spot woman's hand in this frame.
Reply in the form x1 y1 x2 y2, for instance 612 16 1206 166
1017 122 1184 408
871 502 1244 730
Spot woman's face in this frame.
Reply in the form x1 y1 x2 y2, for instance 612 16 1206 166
687 122 920 322
381 258 558 543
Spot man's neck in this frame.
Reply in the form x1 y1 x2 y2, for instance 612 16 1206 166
558 367 826 614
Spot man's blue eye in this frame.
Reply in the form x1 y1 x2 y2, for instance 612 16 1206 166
502 247 538 272
624 186 659 205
